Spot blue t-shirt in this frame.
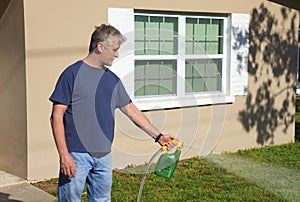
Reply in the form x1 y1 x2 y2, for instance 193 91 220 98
49 60 132 153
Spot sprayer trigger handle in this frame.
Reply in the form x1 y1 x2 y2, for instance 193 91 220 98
161 145 167 150
171 139 179 144
161 145 168 153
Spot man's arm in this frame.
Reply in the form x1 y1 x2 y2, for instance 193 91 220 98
50 103 76 178
121 102 175 148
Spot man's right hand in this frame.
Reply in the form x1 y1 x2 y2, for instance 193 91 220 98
60 153 76 178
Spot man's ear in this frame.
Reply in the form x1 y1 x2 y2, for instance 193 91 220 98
96 42 104 53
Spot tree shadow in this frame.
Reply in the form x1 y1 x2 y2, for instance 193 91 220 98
237 3 297 145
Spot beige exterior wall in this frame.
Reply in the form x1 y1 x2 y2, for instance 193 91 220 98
20 0 297 180
0 0 27 178
23 0 106 180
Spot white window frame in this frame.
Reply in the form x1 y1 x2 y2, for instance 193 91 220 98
133 12 234 110
108 9 248 110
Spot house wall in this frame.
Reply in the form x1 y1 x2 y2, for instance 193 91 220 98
0 0 27 178
23 0 297 180
23 0 105 180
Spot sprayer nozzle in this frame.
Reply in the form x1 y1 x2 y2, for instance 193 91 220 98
178 142 184 151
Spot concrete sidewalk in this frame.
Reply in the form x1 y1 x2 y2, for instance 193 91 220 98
0 170 56 202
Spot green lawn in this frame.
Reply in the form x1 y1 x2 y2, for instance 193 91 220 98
109 97 300 201
112 143 300 201
44 142 299 202
295 96 300 142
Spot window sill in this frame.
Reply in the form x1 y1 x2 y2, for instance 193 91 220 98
133 94 235 111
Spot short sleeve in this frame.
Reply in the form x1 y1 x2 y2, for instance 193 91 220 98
115 81 132 108
49 71 74 106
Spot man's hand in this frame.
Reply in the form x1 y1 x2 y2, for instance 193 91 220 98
158 134 177 150
60 153 76 178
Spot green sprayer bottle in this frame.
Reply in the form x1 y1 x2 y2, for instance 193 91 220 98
154 141 184 179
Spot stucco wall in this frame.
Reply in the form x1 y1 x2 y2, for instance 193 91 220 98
23 0 104 180
0 0 27 178
23 0 297 180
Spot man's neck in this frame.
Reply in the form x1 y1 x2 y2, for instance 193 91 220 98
83 54 104 68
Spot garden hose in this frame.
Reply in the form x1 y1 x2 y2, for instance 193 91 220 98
137 140 182 202
137 148 163 202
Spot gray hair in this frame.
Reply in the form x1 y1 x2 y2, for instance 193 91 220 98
88 24 126 53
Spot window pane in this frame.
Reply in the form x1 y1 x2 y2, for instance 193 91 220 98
135 61 145 79
145 63 160 79
185 59 222 93
160 79 174 94
135 15 178 55
186 18 195 54
186 18 223 54
196 19 208 41
135 80 145 96
145 82 159 95
193 77 206 92
135 60 177 96
135 16 147 55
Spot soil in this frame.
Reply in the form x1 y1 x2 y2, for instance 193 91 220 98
31 179 58 197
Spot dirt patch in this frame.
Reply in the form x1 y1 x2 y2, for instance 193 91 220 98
31 178 58 197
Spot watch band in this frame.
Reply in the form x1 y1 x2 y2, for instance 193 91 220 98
155 133 163 143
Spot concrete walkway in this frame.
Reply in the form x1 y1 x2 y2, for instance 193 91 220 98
0 170 56 202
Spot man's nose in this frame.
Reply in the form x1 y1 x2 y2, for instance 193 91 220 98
115 51 119 58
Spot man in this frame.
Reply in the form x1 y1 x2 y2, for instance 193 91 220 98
50 24 175 201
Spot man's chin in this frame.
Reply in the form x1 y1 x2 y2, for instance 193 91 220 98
104 63 112 67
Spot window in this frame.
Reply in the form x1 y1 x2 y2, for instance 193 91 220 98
134 12 226 99
185 59 222 93
185 17 224 94
134 15 178 97
134 15 178 56
135 60 177 96
185 18 223 55
108 9 249 110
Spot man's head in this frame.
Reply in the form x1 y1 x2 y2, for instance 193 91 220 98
88 24 126 53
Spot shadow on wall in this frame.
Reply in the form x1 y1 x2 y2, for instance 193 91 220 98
237 3 297 145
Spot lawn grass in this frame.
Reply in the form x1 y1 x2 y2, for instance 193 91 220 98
40 142 300 202
109 97 300 201
295 96 300 142
111 143 299 202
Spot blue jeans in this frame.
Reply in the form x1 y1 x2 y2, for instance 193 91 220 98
58 152 112 202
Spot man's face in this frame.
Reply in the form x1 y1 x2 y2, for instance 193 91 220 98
99 38 121 66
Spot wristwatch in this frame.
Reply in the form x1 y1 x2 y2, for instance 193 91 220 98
155 133 163 143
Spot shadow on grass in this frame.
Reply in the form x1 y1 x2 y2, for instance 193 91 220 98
295 96 300 142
